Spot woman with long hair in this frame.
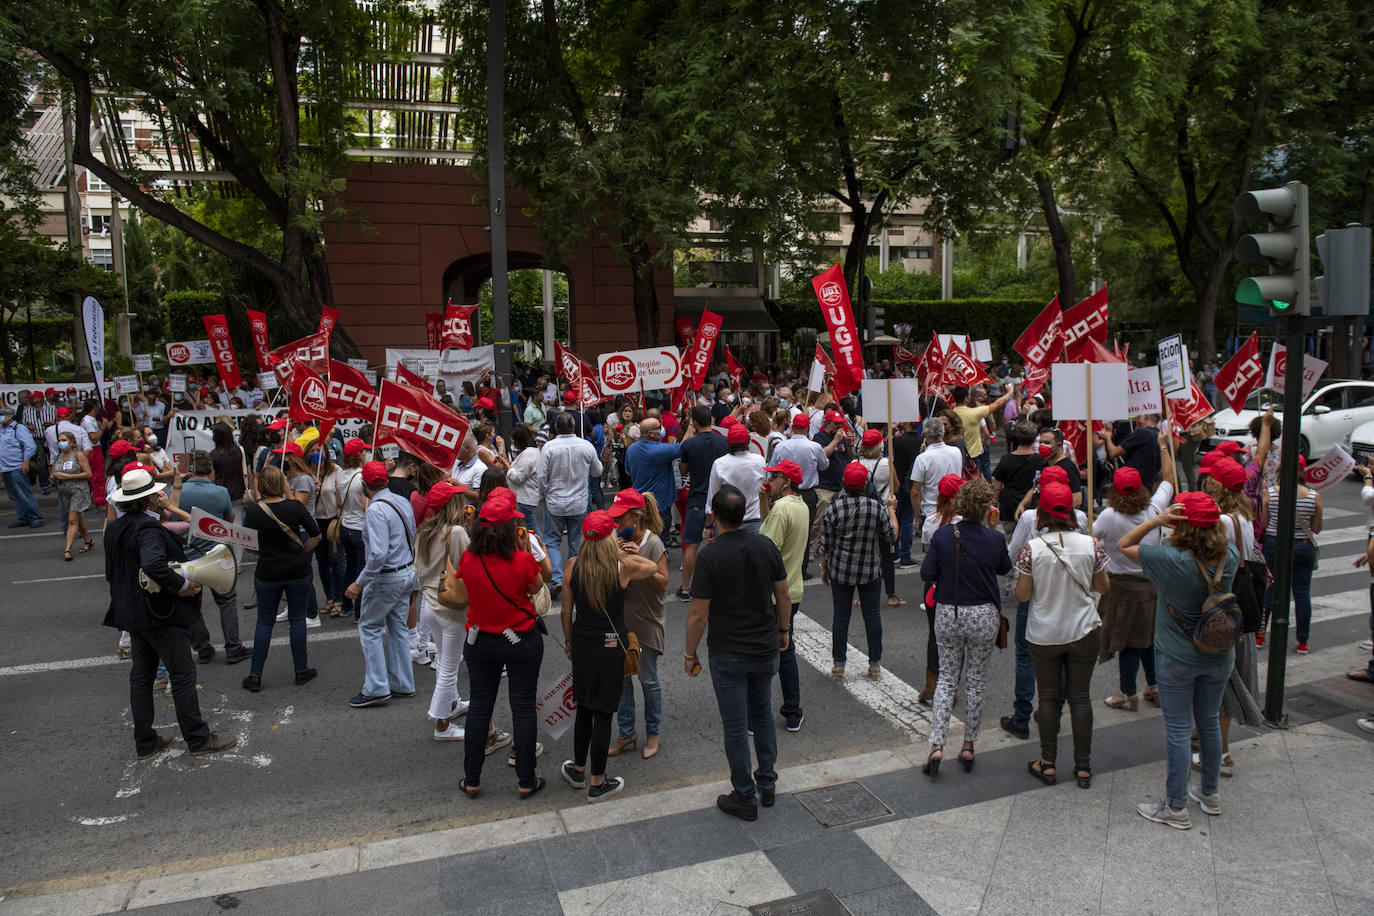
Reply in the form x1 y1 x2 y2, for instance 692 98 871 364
337 438 370 621
559 510 659 802
507 424 541 525
1015 482 1110 789
240 466 321 692
52 429 93 560
917 473 965 704
415 482 472 740
209 422 247 513
308 441 346 617
1259 454 1321 653
606 490 670 760
473 423 510 471
274 441 323 627
1121 491 1238 830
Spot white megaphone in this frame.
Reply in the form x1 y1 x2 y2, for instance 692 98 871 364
140 544 238 594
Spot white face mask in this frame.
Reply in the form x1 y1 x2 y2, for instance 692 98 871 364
725 393 735 404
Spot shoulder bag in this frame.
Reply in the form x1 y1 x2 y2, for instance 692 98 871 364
1297 507 1320 570
327 473 357 547
954 525 1009 649
436 526 468 611
571 561 640 676
1039 534 1096 602
477 554 549 636
1227 515 1262 633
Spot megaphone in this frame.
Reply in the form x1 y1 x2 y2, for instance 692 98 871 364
140 544 238 594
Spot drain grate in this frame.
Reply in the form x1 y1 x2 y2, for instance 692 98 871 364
749 888 853 915
792 780 891 828
1284 689 1356 724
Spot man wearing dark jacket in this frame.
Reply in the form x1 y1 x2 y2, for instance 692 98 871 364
104 467 237 759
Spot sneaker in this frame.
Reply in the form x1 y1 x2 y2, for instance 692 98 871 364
1296 642 1309 655
433 724 466 741
760 785 776 807
1357 716 1374 735
1360 640 1373 652
830 665 845 680
1188 784 1221 816
484 730 512 755
197 645 217 663
785 714 805 733
716 791 757 821
587 776 624 803
452 700 471 717
1254 632 1265 647
349 693 390 708
305 616 322 630
898 557 920 568
867 666 882 681
1137 800 1191 830
294 668 318 686
676 587 692 601
999 716 1030 740
224 646 252 665
561 760 586 789
508 742 544 767
189 734 238 756
276 609 288 622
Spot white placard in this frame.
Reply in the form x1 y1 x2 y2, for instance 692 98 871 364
1158 335 1189 395
132 354 153 372
188 507 259 551
114 374 139 396
860 379 922 423
1051 362 1129 421
168 373 187 394
1127 366 1162 417
1264 343 1328 399
347 358 369 372
808 358 826 394
972 339 993 363
420 357 440 377
0 383 104 410
380 442 400 460
597 346 685 394
937 333 969 354
258 370 280 391
385 346 496 389
1305 444 1357 492
165 339 216 366
536 669 577 740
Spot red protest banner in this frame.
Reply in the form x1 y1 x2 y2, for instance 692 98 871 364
683 310 722 391
1065 335 1124 364
811 264 865 400
326 359 378 420
1013 296 1065 370
287 362 332 421
424 313 441 350
814 342 836 377
394 359 431 392
552 342 610 406
202 314 242 389
894 344 919 365
319 305 340 335
1061 286 1109 351
441 300 478 351
914 333 941 386
939 337 992 388
675 317 696 351
245 309 272 373
1214 333 1264 413
1167 378 1215 434
268 329 331 385
725 345 744 388
375 379 471 470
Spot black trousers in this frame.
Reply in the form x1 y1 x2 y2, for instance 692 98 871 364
129 626 211 754
799 488 818 576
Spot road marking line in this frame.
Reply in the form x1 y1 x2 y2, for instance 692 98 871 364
0 530 62 539
12 561 255 585
0 629 358 677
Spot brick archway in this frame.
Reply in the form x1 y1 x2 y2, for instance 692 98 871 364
324 163 673 364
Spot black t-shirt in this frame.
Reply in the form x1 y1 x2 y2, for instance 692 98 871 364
892 432 923 488
691 528 786 659
387 477 417 499
814 430 850 491
1120 426 1162 488
994 452 1044 519
243 498 319 581
680 429 727 504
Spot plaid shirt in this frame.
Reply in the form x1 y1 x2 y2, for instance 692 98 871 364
818 491 896 586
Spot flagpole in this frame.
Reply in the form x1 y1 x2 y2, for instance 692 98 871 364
885 378 896 498
1084 367 1095 529
1161 393 1179 491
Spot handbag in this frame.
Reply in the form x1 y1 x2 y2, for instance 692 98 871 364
327 474 357 547
436 527 468 611
573 560 640 676
953 525 1009 650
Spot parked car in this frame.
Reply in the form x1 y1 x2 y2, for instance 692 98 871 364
1210 379 1374 460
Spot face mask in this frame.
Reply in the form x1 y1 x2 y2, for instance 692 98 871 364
725 393 736 404
146 434 158 447
617 526 635 540
361 451 372 463
58 440 71 451
308 452 322 465
1038 443 1053 458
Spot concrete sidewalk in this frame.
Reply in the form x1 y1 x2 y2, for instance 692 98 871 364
5 675 1370 916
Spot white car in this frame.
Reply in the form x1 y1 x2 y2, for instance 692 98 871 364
1210 380 1374 460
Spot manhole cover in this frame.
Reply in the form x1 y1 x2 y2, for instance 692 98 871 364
750 888 853 915
792 781 891 828
1285 689 1356 723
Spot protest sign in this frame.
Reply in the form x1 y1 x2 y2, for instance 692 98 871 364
132 354 153 372
166 340 215 366
169 374 187 394
1306 445 1357 492
598 347 684 394
860 379 921 423
536 669 577 740
1128 366 1162 417
1264 343 1327 399
114 375 139 396
1052 363 1129 421
189 507 259 551
1158 334 1189 395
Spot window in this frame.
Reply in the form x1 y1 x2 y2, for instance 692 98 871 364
120 120 135 140
89 213 112 233
86 173 110 193
90 249 113 270
907 246 934 259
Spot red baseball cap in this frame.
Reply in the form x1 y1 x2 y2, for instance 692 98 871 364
582 509 617 541
861 428 882 447
1214 440 1245 457
121 461 156 480
343 437 371 456
1210 458 1246 490
361 459 388 486
478 487 523 525
55 407 70 418
791 414 810 431
1040 465 1069 486
1039 482 1073 519
1177 490 1220 528
271 442 304 458
426 481 468 508
824 410 845 424
727 424 750 446
1113 466 1142 494
608 488 646 518
765 459 803 486
267 418 289 431
842 461 869 490
474 395 495 410
721 415 739 428
44 387 57 396
108 440 136 459
938 473 964 499
563 390 579 404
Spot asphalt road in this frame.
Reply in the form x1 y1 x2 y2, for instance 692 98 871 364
1 463 1369 897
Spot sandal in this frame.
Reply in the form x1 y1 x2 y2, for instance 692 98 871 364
327 601 342 618
1028 759 1057 785
518 776 546 800
886 596 907 608
1076 767 1092 789
459 778 479 799
923 746 942 777
63 550 73 561
959 746 975 773
1142 685 1160 707
1103 692 1139 711
79 538 94 554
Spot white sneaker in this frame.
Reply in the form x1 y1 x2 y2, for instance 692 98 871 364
305 616 322 629
433 724 465 741
1357 716 1374 735
1137 800 1191 830
1360 640 1373 651
453 700 470 717
276 609 288 622
1188 784 1221 816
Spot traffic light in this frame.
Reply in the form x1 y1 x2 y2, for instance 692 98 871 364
1235 181 1309 316
1315 223 1372 317
871 305 886 339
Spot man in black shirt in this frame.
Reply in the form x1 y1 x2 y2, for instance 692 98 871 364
1103 414 1162 489
676 406 727 599
891 421 923 567
810 410 852 564
685 485 790 822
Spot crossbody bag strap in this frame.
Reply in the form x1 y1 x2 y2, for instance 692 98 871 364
479 555 540 627
1040 535 1094 601
377 498 414 561
258 500 305 550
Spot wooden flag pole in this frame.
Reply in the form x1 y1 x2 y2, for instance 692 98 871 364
885 378 897 495
1084 367 1094 529
1161 393 1180 491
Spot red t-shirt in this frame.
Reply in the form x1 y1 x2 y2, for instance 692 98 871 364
461 550 542 633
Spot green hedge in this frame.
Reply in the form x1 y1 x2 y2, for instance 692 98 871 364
770 297 1046 356
163 290 224 341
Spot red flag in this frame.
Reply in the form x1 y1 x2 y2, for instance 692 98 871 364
325 359 379 420
675 317 696 351
553 342 611 405
894 344 919 365
202 314 242 390
1065 336 1124 364
394 360 430 392
424 313 441 350
725 345 744 388
268 329 331 385
245 309 272 373
1167 378 1215 435
317 418 337 445
1061 287 1109 351
683 310 723 391
319 305 340 335
441 300 478 351
814 342 837 377
1013 296 1065 369
670 383 691 414
1213 333 1264 413
374 379 471 470
288 363 333 421
940 337 992 388
811 264 865 400
1059 420 1103 468
914 333 942 387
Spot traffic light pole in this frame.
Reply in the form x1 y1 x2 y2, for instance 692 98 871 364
1263 313 1306 728
486 0 513 441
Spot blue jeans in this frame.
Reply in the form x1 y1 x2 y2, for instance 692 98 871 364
314 520 347 603
708 651 779 800
977 451 991 481
742 520 762 534
358 568 417 698
830 578 882 667
341 527 365 618
1012 601 1035 730
543 511 585 586
895 490 914 563
1155 651 1228 808
517 502 541 534
2 469 43 525
1262 535 1316 643
1119 645 1156 696
777 602 802 720
250 575 311 678
617 646 662 738
587 476 605 511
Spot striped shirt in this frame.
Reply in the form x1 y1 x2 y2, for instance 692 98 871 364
1264 486 1317 539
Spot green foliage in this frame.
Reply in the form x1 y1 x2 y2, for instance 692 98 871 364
770 298 1045 356
162 291 223 341
476 270 570 344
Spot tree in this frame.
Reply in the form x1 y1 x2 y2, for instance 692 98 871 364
7 0 373 350
120 214 163 350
